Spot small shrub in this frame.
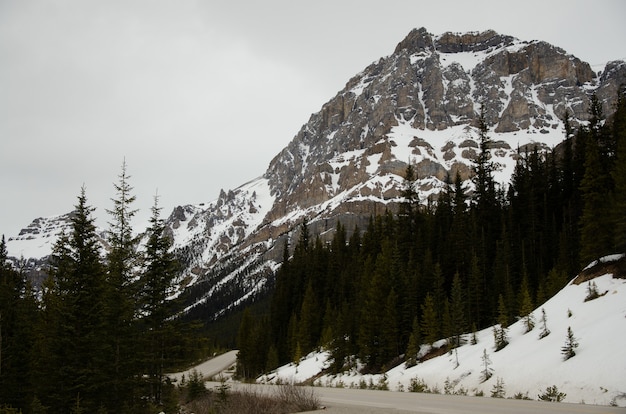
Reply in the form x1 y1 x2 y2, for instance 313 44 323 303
490 377 506 398
538 385 566 402
408 376 429 393
276 384 320 412
186 369 207 402
584 281 600 302
513 391 531 400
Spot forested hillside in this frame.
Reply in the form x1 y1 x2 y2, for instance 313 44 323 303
236 91 626 378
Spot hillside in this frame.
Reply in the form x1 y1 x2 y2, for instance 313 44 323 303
259 255 626 407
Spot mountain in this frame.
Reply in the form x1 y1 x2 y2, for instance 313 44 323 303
6 28 626 316
259 254 626 406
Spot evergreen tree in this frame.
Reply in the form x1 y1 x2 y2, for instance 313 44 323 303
297 280 317 354
0 236 39 409
494 294 509 351
538 308 551 339
579 125 614 264
480 348 493 382
104 160 140 410
611 87 626 252
404 317 421 368
420 293 438 345
449 272 466 347
561 326 579 360
38 187 109 413
518 276 535 333
139 194 180 404
236 309 255 378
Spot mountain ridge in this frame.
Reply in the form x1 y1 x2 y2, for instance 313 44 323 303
6 28 626 318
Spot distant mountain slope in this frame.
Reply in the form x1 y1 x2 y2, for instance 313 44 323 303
6 28 626 319
260 255 626 407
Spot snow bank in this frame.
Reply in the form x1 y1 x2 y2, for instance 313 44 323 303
260 270 626 406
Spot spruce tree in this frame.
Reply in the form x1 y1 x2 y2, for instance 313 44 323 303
561 326 579 360
405 317 421 368
494 294 509 351
0 236 39 409
449 272 466 347
39 187 109 413
139 194 179 404
580 94 614 264
579 130 613 264
518 276 535 333
538 308 551 339
480 348 493 382
104 160 140 410
420 293 438 345
611 87 626 252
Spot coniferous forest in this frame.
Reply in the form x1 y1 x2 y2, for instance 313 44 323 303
237 92 626 378
1 91 625 411
0 164 211 414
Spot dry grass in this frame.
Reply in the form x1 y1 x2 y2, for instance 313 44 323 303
183 383 320 414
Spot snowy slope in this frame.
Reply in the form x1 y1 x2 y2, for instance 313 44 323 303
259 255 626 407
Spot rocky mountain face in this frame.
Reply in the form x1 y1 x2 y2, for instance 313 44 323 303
7 28 626 318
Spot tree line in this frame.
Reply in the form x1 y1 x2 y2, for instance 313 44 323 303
0 162 208 414
237 91 626 378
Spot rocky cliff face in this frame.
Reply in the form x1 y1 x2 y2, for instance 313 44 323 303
7 28 626 319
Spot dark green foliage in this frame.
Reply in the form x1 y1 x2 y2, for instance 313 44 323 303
561 326 579 360
37 187 111 413
538 385 566 402
1 168 208 413
139 195 182 404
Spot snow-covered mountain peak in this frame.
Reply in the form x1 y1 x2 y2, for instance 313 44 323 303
6 28 626 322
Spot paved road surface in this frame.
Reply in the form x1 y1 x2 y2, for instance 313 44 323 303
206 382 625 414
303 387 626 414
167 350 238 382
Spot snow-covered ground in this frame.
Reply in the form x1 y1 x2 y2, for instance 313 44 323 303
259 255 626 407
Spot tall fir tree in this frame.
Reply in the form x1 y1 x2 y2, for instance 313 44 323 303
611 87 626 252
104 160 140 410
139 194 180 404
38 187 110 413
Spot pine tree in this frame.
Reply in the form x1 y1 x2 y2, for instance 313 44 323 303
449 272 466 347
580 96 614 264
139 194 180 404
561 326 579 360
38 187 109 412
494 294 509 351
518 276 535 333
236 308 255 378
0 236 39 409
480 348 493 382
420 293 439 346
538 308 550 339
104 160 140 410
490 377 506 398
405 317 421 368
611 87 626 252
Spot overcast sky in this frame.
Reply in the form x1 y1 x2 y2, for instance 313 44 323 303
1 0 625 238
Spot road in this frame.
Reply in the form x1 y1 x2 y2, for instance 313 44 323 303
167 349 238 383
185 352 624 413
205 381 625 414
301 387 626 414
